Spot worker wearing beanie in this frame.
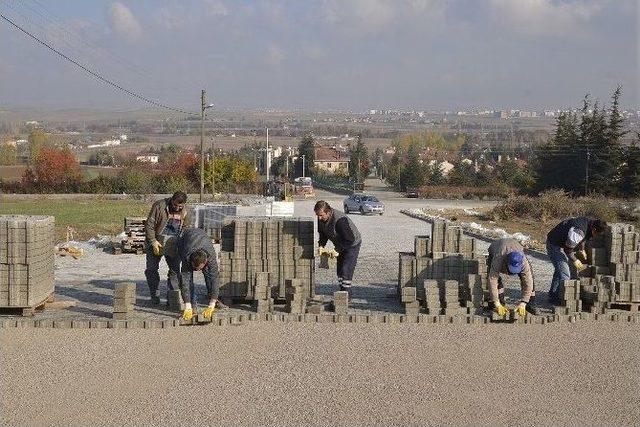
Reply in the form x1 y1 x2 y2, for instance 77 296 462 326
487 238 536 317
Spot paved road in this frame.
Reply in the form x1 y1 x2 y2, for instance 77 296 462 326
1 323 638 426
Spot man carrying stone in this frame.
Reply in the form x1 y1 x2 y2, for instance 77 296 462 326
314 200 362 297
144 191 188 305
546 217 607 304
175 227 220 321
487 237 536 317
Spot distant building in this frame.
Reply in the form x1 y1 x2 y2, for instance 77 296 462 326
314 146 350 175
136 155 159 163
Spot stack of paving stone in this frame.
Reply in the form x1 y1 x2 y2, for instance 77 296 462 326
421 279 469 315
333 290 348 315
285 279 307 314
398 220 488 310
561 223 640 313
112 282 136 320
0 215 55 313
401 286 420 315
252 273 274 314
218 217 315 302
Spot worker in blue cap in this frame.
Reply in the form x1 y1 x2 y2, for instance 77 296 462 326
487 238 536 316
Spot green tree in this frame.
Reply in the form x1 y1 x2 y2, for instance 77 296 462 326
295 134 315 177
620 136 640 197
27 128 49 163
0 144 17 165
348 134 369 182
399 144 423 190
88 149 116 166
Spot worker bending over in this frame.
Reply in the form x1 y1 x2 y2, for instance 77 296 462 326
487 238 536 317
546 217 607 304
175 228 220 321
314 200 361 297
144 191 188 305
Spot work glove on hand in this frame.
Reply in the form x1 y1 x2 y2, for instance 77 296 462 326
577 250 588 262
515 302 527 317
573 259 586 272
493 303 509 317
316 246 325 257
201 306 215 320
181 308 193 322
151 240 163 256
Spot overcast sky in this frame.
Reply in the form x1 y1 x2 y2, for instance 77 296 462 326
0 0 638 112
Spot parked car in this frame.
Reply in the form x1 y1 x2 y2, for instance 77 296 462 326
405 187 420 198
343 194 384 215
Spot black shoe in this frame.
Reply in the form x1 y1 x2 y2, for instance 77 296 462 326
525 303 538 316
151 295 161 305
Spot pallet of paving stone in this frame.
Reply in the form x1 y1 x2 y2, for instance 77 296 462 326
0 215 55 314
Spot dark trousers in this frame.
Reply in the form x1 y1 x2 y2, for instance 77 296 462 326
180 258 220 306
145 250 180 297
337 244 360 282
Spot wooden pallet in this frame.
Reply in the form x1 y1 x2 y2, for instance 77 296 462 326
0 294 76 316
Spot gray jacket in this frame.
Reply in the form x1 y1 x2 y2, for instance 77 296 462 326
176 228 217 270
317 209 362 252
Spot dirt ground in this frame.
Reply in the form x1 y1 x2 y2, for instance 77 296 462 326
1 323 639 426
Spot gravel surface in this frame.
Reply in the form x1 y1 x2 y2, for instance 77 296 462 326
1 322 639 426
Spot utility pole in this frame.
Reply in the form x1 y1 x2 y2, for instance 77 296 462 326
200 90 205 202
585 148 590 196
210 136 215 199
199 90 214 203
265 127 270 182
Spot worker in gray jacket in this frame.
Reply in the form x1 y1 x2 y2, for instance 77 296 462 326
315 200 362 297
144 191 188 305
487 238 536 316
175 227 219 321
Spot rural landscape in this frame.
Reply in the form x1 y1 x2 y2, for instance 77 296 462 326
1 1 639 426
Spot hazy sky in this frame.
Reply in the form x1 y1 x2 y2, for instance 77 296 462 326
0 0 638 112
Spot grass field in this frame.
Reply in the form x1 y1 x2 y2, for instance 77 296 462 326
0 198 149 241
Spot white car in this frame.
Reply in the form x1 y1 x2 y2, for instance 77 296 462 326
343 194 385 215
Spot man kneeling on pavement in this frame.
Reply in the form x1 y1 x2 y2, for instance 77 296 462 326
487 237 536 317
176 227 220 321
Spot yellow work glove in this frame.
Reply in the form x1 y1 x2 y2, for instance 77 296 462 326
151 240 163 256
573 259 586 272
181 308 193 322
578 250 587 261
493 303 509 317
515 303 527 317
316 246 325 257
201 306 215 320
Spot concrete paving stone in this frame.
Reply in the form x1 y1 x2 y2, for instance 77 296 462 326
89 320 108 329
126 320 144 329
53 320 72 329
107 320 126 329
71 320 90 329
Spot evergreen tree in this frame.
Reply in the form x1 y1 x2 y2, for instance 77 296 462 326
620 135 640 197
348 134 369 182
399 144 423 191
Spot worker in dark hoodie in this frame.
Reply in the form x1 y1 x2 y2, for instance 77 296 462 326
175 227 219 321
314 200 362 297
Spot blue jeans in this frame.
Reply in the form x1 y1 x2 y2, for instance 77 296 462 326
547 242 575 300
337 243 360 282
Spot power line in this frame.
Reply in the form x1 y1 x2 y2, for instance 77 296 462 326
0 11 197 115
